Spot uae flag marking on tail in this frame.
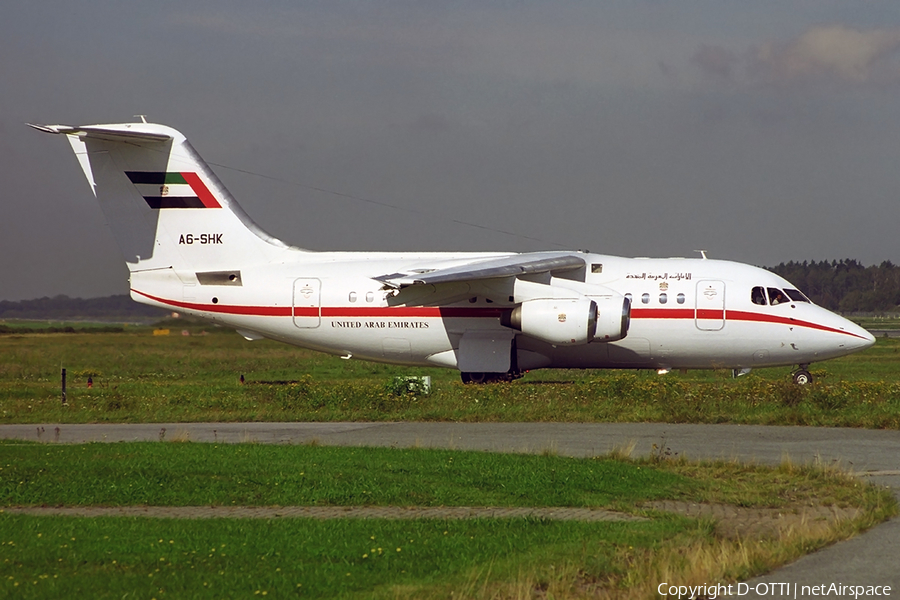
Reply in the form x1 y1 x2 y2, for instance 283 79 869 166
125 172 222 209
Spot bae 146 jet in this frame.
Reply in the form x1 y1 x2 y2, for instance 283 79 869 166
30 121 874 384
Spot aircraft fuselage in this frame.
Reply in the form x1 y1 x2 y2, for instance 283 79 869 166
130 252 873 373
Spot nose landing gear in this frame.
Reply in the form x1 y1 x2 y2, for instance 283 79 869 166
792 365 813 385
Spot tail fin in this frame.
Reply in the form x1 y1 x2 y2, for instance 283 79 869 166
30 122 300 273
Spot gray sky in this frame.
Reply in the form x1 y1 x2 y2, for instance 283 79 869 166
3 1 900 301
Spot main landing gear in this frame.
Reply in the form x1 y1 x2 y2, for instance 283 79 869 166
792 364 813 385
460 372 524 384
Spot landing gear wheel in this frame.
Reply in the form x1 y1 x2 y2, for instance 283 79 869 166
792 369 813 385
461 372 487 384
460 372 523 384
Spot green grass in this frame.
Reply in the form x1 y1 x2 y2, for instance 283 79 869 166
2 329 900 427
0 443 704 599
0 442 885 511
0 443 695 508
851 316 900 330
3 328 898 597
0 514 695 599
0 320 125 334
0 443 894 599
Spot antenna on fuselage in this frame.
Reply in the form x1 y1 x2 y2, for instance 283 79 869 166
694 249 709 259
133 115 148 123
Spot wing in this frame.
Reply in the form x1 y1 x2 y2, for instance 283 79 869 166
375 251 587 289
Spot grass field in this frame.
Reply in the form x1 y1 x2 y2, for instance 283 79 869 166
0 320 125 334
2 326 900 426
1 514 692 599
1 442 894 599
2 326 898 597
0 442 694 508
850 315 900 330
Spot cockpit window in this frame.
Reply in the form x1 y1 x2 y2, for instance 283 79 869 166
768 288 788 305
783 288 810 303
754 286 808 306
751 286 767 305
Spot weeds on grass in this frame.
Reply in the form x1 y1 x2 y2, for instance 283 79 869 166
0 443 697 508
0 443 894 599
3 331 900 426
0 515 688 600
426 460 897 600
5 372 900 426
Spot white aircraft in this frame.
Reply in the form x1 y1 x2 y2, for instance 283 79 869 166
31 121 874 385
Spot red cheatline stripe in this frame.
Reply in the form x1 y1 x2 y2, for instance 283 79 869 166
727 310 868 339
181 172 221 208
133 290 868 339
696 309 724 320
632 307 868 340
631 308 694 319
132 290 505 319
321 306 505 318
633 308 727 322
133 290 290 316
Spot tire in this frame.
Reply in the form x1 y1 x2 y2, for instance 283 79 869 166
792 370 813 385
461 372 487 384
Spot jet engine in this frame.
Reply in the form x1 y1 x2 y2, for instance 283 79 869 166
501 292 630 346
592 293 631 342
502 297 598 346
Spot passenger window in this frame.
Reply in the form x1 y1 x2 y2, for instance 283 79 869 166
659 293 667 304
641 293 650 304
676 293 685 304
768 288 788 306
751 287 766 305
625 293 632 302
366 291 375 303
349 291 357 303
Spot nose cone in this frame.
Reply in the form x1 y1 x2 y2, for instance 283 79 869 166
805 308 876 362
837 317 876 353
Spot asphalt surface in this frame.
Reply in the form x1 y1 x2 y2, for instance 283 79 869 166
2 421 898 596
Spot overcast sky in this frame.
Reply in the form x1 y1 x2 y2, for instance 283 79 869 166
3 1 900 301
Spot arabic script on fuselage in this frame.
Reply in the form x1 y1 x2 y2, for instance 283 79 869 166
625 272 692 281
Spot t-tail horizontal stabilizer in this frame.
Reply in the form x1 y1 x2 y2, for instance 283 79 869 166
30 120 300 275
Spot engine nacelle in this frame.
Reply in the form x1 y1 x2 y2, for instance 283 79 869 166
502 297 598 346
592 293 631 342
501 292 630 345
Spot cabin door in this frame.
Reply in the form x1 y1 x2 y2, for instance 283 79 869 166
292 278 321 328
695 280 725 331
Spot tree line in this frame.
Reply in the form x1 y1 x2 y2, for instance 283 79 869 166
767 260 900 313
0 294 167 321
